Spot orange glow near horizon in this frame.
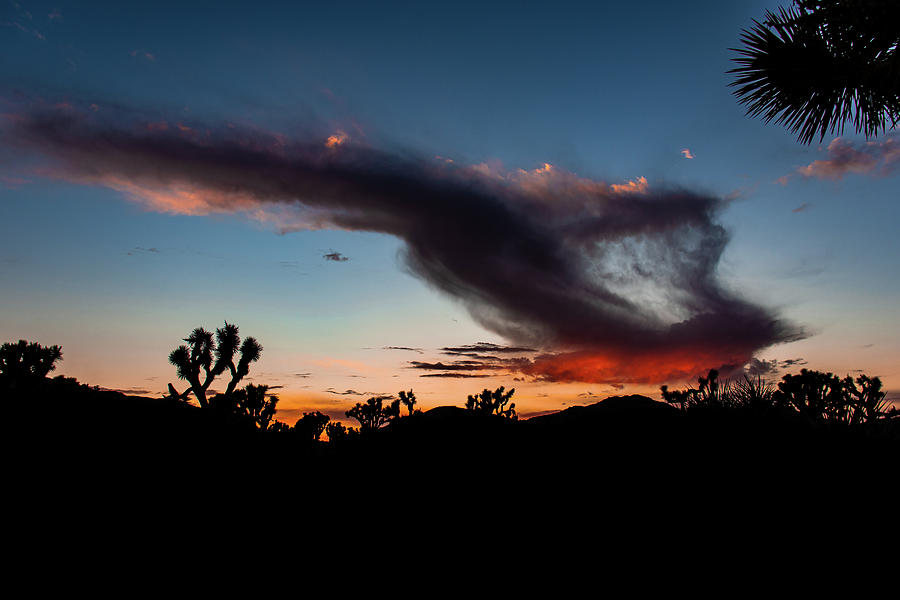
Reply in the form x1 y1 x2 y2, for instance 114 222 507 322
523 346 753 384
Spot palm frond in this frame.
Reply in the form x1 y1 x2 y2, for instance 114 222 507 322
729 2 900 144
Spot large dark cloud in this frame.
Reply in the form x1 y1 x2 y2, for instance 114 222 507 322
4 102 803 383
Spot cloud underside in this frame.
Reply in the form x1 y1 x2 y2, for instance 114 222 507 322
7 104 803 383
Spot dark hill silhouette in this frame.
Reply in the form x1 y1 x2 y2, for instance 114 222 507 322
5 369 897 511
524 394 678 428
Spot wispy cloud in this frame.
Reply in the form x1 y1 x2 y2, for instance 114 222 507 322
0 174 31 188
787 136 900 182
420 373 491 378
2 19 44 40
441 342 535 355
3 100 802 383
126 246 160 256
324 388 367 396
130 49 156 61
382 346 424 354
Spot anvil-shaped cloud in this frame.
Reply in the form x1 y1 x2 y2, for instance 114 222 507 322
5 103 802 383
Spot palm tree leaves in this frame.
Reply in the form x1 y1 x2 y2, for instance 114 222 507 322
730 1 900 144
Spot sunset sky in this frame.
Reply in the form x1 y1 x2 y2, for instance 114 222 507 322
2 0 898 424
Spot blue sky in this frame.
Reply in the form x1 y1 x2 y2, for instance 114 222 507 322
2 0 898 420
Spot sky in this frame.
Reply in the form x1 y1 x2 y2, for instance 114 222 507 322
1 0 898 424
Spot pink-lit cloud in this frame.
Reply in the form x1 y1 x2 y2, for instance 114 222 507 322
325 131 347 148
130 50 156 61
787 136 900 182
609 175 649 194
0 174 31 188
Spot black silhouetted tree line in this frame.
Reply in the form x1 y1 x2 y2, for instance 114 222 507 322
7 333 896 448
340 389 421 435
662 368 897 427
731 0 900 143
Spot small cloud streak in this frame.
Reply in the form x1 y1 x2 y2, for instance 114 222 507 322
743 357 807 377
1 174 31 188
681 148 695 159
441 342 535 355
382 346 424 354
420 373 491 378
130 49 156 61
2 19 45 40
126 246 160 256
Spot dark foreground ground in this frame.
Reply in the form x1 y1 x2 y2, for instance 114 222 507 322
5 379 899 564
6 381 896 495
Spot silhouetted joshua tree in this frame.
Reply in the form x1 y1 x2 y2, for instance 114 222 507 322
465 386 517 420
0 340 63 385
730 0 900 144
295 410 331 441
167 322 262 408
346 396 401 432
399 389 417 416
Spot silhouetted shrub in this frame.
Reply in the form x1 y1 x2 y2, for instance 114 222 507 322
0 340 63 388
166 322 262 408
209 383 279 430
295 411 330 441
662 370 735 411
325 421 352 443
730 374 775 409
465 386 517 419
267 421 292 433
